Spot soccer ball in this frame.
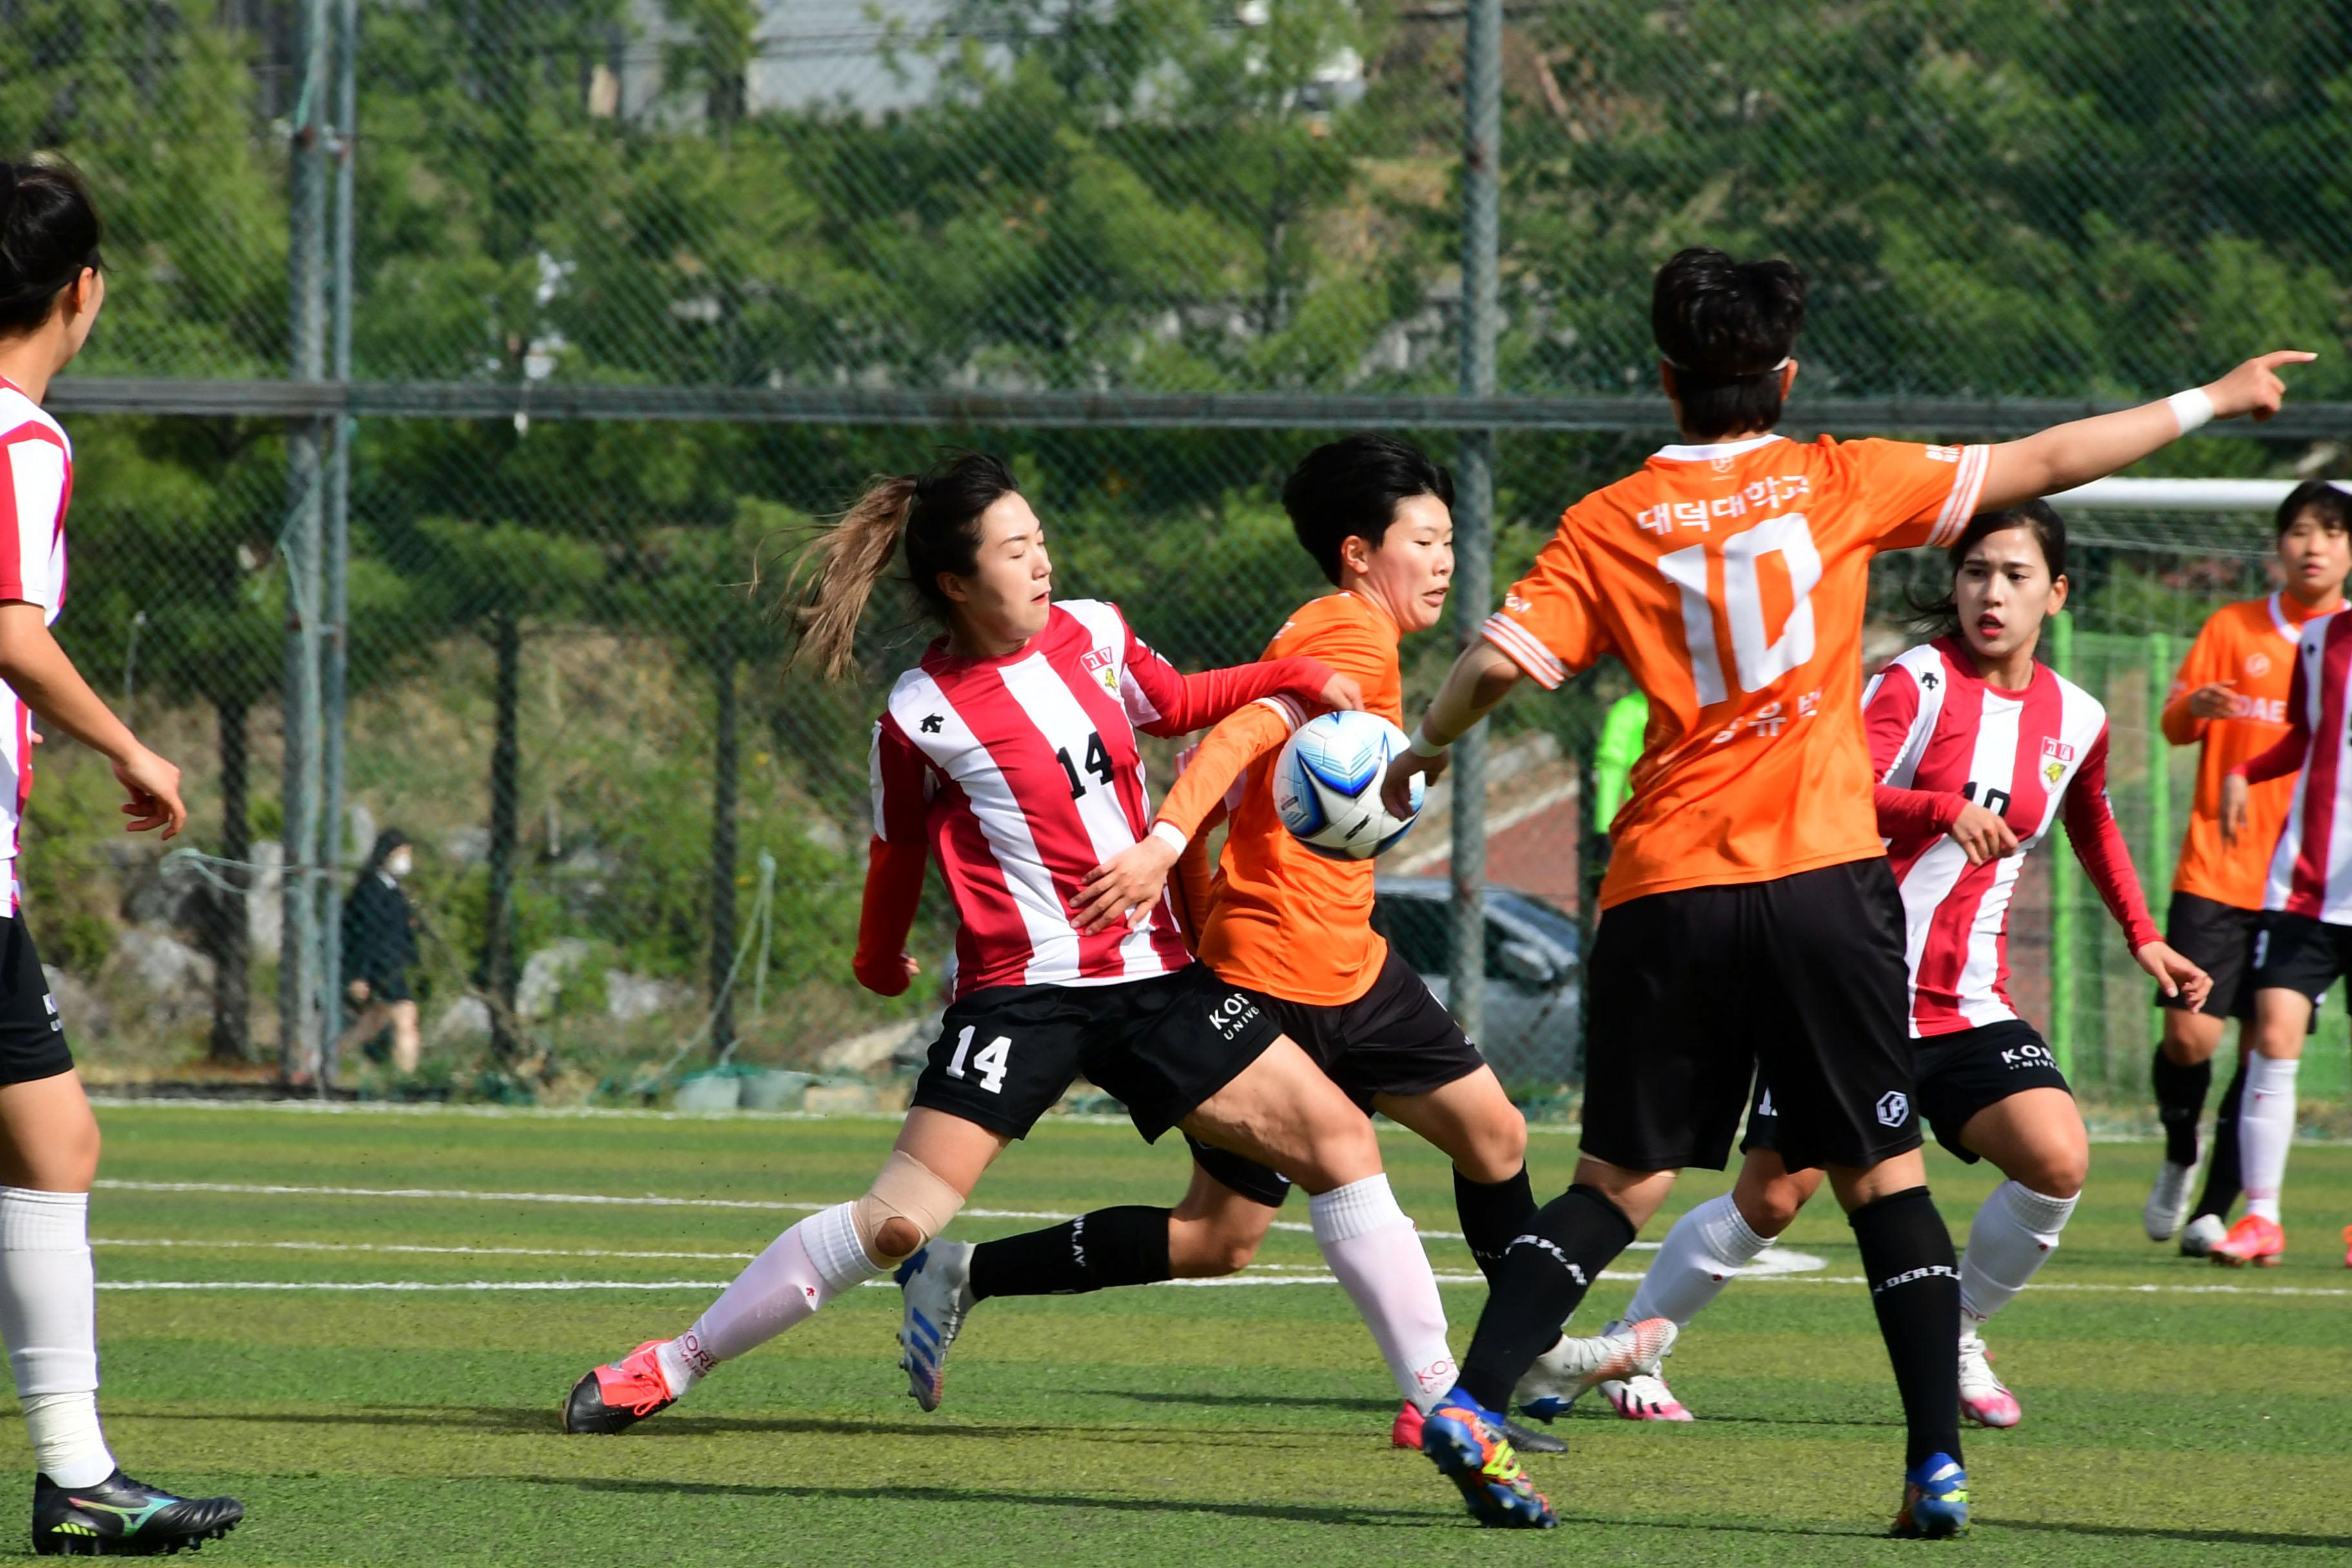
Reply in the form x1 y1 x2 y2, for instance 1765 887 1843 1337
1273 710 1424 861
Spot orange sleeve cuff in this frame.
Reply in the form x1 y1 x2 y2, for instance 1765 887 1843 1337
1155 702 1293 841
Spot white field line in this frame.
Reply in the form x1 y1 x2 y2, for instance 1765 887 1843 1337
95 1177 1482 1244
92 1232 1817 1279
96 1098 2330 1148
96 1237 763 1263
99 1177 1792 1260
85 1272 2352 1298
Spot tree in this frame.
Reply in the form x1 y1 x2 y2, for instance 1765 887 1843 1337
3 0 291 1057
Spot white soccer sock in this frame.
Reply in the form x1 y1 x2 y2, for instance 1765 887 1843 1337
0 1189 114 1487
658 1202 878 1396
2240 1055 2300 1224
1309 1175 1456 1413
1622 1192 1777 1328
1958 1180 2077 1326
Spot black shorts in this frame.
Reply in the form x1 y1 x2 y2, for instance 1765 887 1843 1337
1582 859 1922 1175
362 972 413 1005
0 915 72 1087
910 965 1279 1143
1185 947 1486 1208
2249 910 2352 1010
2159 892 2262 1021
1745 1018 2070 1164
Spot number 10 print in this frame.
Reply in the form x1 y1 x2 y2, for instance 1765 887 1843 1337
1658 513 1824 705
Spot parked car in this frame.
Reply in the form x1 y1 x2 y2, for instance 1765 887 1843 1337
1370 877 1582 1085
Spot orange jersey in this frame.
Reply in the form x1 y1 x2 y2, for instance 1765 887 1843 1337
1159 593 1402 1006
2163 593 2336 909
1485 433 1990 908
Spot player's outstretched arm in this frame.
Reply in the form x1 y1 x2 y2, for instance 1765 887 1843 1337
1118 616 1360 738
1072 704 1291 935
0 600 184 838
1380 641 1524 816
1978 351 2315 513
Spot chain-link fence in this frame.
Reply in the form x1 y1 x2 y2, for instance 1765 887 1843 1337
11 0 2352 1110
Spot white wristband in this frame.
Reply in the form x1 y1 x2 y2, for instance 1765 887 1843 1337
1150 821 1189 854
2166 387 2215 436
1407 722 1449 760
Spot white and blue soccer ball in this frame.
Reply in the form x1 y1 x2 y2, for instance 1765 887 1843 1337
1273 710 1424 861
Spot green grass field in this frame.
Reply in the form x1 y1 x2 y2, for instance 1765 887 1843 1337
28 1103 2352 1566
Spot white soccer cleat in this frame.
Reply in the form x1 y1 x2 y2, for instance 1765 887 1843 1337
2178 1213 2228 1259
1598 1369 1692 1422
1513 1316 1678 1423
2142 1159 2198 1241
894 1239 977 1413
1957 1330 2020 1428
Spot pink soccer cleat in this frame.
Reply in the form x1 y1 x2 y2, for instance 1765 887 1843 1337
2211 1214 2285 1268
1598 1368 1692 1421
1390 1398 1424 1449
1515 1317 1680 1424
1957 1331 2021 1428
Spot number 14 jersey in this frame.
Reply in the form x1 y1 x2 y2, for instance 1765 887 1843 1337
1483 432 1989 909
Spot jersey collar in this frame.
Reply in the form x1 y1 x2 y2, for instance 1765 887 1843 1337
1651 432 1786 464
2269 591 2339 643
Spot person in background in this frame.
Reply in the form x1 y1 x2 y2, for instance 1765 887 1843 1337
1592 690 1648 839
338 829 423 1077
2142 482 2351 1255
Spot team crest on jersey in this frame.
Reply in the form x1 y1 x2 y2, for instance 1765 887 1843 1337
2041 736 2075 787
2246 652 2272 678
1079 647 1121 698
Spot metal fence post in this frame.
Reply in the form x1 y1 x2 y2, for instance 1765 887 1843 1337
2049 611 2077 1079
1449 0 1502 1048
279 0 332 1084
316 0 358 1092
2147 631 2173 894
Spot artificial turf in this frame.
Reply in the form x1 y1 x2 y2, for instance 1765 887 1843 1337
19 1102 2349 1565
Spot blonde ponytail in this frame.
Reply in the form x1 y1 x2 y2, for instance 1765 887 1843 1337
785 475 917 679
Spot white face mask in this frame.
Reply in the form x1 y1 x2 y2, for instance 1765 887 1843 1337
385 850 413 879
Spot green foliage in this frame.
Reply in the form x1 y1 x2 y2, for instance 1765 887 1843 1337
16 0 2352 1083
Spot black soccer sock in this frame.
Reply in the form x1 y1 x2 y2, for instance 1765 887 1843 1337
1453 1164 1537 1289
1455 1183 1636 1413
966 1207 1171 1301
2192 1058 2250 1221
1847 1186 1963 1472
2151 1046 2211 1169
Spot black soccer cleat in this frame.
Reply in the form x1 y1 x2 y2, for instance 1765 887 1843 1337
1499 1416 1565 1456
33 1470 244 1556
563 1340 678 1435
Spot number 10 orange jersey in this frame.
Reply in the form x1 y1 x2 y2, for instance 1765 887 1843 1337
1483 433 1989 910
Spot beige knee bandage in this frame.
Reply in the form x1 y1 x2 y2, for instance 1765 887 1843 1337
851 1150 966 1266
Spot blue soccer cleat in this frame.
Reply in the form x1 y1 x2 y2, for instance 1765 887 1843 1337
1889 1452 1970 1539
895 1240 976 1413
1418 1389 1557 1529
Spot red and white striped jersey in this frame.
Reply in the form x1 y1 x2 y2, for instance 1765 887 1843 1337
865 600 1331 999
1868 638 2158 1036
0 381 70 872
2244 609 2352 923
